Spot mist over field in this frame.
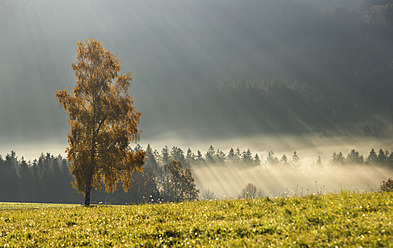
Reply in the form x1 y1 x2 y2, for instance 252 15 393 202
194 164 393 198
141 134 393 197
1 0 393 200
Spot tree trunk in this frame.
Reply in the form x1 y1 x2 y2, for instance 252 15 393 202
84 189 91 207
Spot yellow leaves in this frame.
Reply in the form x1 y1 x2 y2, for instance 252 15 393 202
55 88 70 110
56 39 145 200
116 73 133 90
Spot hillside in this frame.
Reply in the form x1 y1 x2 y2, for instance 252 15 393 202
1 0 393 146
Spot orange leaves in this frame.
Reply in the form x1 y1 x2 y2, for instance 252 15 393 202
116 73 133 91
56 39 144 201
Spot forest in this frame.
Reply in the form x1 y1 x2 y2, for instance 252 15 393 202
1 0 393 144
1 144 392 204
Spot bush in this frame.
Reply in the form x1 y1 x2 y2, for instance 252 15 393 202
380 178 393 192
240 183 263 199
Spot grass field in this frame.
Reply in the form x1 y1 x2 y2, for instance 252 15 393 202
1 192 392 247
0 202 79 211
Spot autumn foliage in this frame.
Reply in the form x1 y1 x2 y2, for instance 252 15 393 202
380 178 393 192
56 39 145 206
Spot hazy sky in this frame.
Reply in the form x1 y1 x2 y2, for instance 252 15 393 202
0 0 392 160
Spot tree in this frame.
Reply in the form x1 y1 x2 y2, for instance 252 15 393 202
228 148 236 161
346 149 364 165
195 150 205 165
2 151 19 201
227 147 241 165
144 144 160 179
206 145 215 163
183 167 199 201
267 151 279 166
56 39 145 206
291 151 300 168
171 146 186 166
366 148 378 165
331 152 345 165
240 183 262 199
186 148 195 165
161 146 170 165
380 178 393 192
280 154 289 166
377 149 389 165
389 152 393 169
216 150 226 165
201 189 217 200
242 149 253 166
161 160 199 202
254 154 261 166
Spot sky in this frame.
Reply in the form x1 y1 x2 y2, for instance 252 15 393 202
0 0 392 160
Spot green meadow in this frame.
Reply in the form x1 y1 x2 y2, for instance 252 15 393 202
1 192 392 247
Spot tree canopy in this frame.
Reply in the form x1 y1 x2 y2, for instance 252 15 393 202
56 39 145 206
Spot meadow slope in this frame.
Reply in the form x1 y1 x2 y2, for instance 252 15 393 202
1 192 392 247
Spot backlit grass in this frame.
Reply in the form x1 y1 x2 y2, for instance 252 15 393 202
1 192 392 247
0 202 78 211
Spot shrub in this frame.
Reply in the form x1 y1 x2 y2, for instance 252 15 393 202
240 183 263 199
380 178 393 192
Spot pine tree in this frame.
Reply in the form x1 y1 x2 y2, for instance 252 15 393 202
346 149 364 165
367 148 378 165
254 154 261 166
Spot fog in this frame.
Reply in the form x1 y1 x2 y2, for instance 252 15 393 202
145 134 393 197
2 0 393 149
138 134 393 198
194 165 392 198
1 0 393 196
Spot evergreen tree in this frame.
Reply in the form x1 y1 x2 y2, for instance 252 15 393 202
377 149 388 165
254 154 261 166
291 151 300 168
227 147 241 165
267 151 279 166
195 150 205 165
4 151 19 201
367 148 378 165
186 148 195 165
206 145 215 163
280 154 289 167
228 148 236 161
145 144 160 178
389 152 393 169
346 149 364 164
331 152 345 165
171 146 186 166
161 146 170 165
242 149 253 166
216 150 226 165
18 156 34 201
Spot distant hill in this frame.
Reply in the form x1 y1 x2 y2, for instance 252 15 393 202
1 0 393 142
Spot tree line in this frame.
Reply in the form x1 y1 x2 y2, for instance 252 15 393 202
330 148 393 167
0 152 79 203
1 146 392 204
218 75 393 137
0 148 199 205
145 144 393 169
145 144 262 168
